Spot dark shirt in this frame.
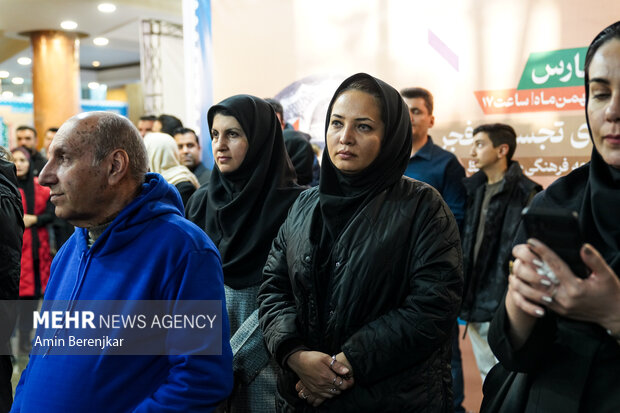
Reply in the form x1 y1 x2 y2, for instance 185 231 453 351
404 136 466 228
473 180 503 264
50 217 75 255
175 181 197 207
191 163 211 187
29 150 47 177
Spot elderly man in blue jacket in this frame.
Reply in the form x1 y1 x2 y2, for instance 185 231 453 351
11 112 233 413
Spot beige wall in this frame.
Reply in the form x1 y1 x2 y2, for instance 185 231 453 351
211 0 618 117
211 0 620 182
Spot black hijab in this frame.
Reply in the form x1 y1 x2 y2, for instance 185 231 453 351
12 147 35 214
582 21 620 271
192 95 303 289
317 73 412 242
539 21 620 272
283 130 315 186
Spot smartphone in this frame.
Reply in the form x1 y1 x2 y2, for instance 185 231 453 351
521 207 589 278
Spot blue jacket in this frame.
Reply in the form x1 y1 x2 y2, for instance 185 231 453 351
11 173 233 413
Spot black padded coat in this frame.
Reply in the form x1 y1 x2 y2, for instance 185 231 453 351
0 159 24 412
258 178 463 412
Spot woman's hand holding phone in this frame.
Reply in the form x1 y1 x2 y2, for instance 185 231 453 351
507 239 620 347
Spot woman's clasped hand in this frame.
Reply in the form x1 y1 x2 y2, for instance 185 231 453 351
289 351 354 406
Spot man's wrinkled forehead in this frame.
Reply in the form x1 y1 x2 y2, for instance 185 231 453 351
56 116 99 152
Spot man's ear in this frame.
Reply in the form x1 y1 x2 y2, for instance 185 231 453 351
498 143 509 158
108 149 130 185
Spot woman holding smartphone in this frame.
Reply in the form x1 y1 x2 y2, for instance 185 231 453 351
486 21 620 411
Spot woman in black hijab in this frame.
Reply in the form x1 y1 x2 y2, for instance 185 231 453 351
485 21 620 412
258 73 463 412
185 95 303 412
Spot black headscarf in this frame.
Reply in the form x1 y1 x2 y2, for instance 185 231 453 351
538 21 620 272
317 73 412 242
283 130 315 186
12 147 35 214
581 21 620 271
188 95 303 289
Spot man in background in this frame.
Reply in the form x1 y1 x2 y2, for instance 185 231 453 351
460 123 541 381
400 87 466 226
173 127 210 186
15 126 46 176
41 127 58 157
137 115 156 138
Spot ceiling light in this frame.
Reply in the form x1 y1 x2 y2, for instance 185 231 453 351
0 71 9 78
11 77 24 85
1 91 14 99
60 20 78 30
88 82 101 89
98 3 116 13
17 57 32 66
92 60 101 67
93 37 109 46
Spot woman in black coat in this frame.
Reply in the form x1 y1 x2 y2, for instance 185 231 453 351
486 21 620 412
258 73 463 412
0 149 24 413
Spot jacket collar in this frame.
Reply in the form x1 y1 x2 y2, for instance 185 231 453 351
410 136 435 161
463 161 525 195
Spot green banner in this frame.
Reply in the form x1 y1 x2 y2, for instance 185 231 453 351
517 47 587 90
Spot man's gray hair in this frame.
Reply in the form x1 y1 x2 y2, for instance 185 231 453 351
91 113 148 182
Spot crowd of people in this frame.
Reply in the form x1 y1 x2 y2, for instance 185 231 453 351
0 20 618 413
